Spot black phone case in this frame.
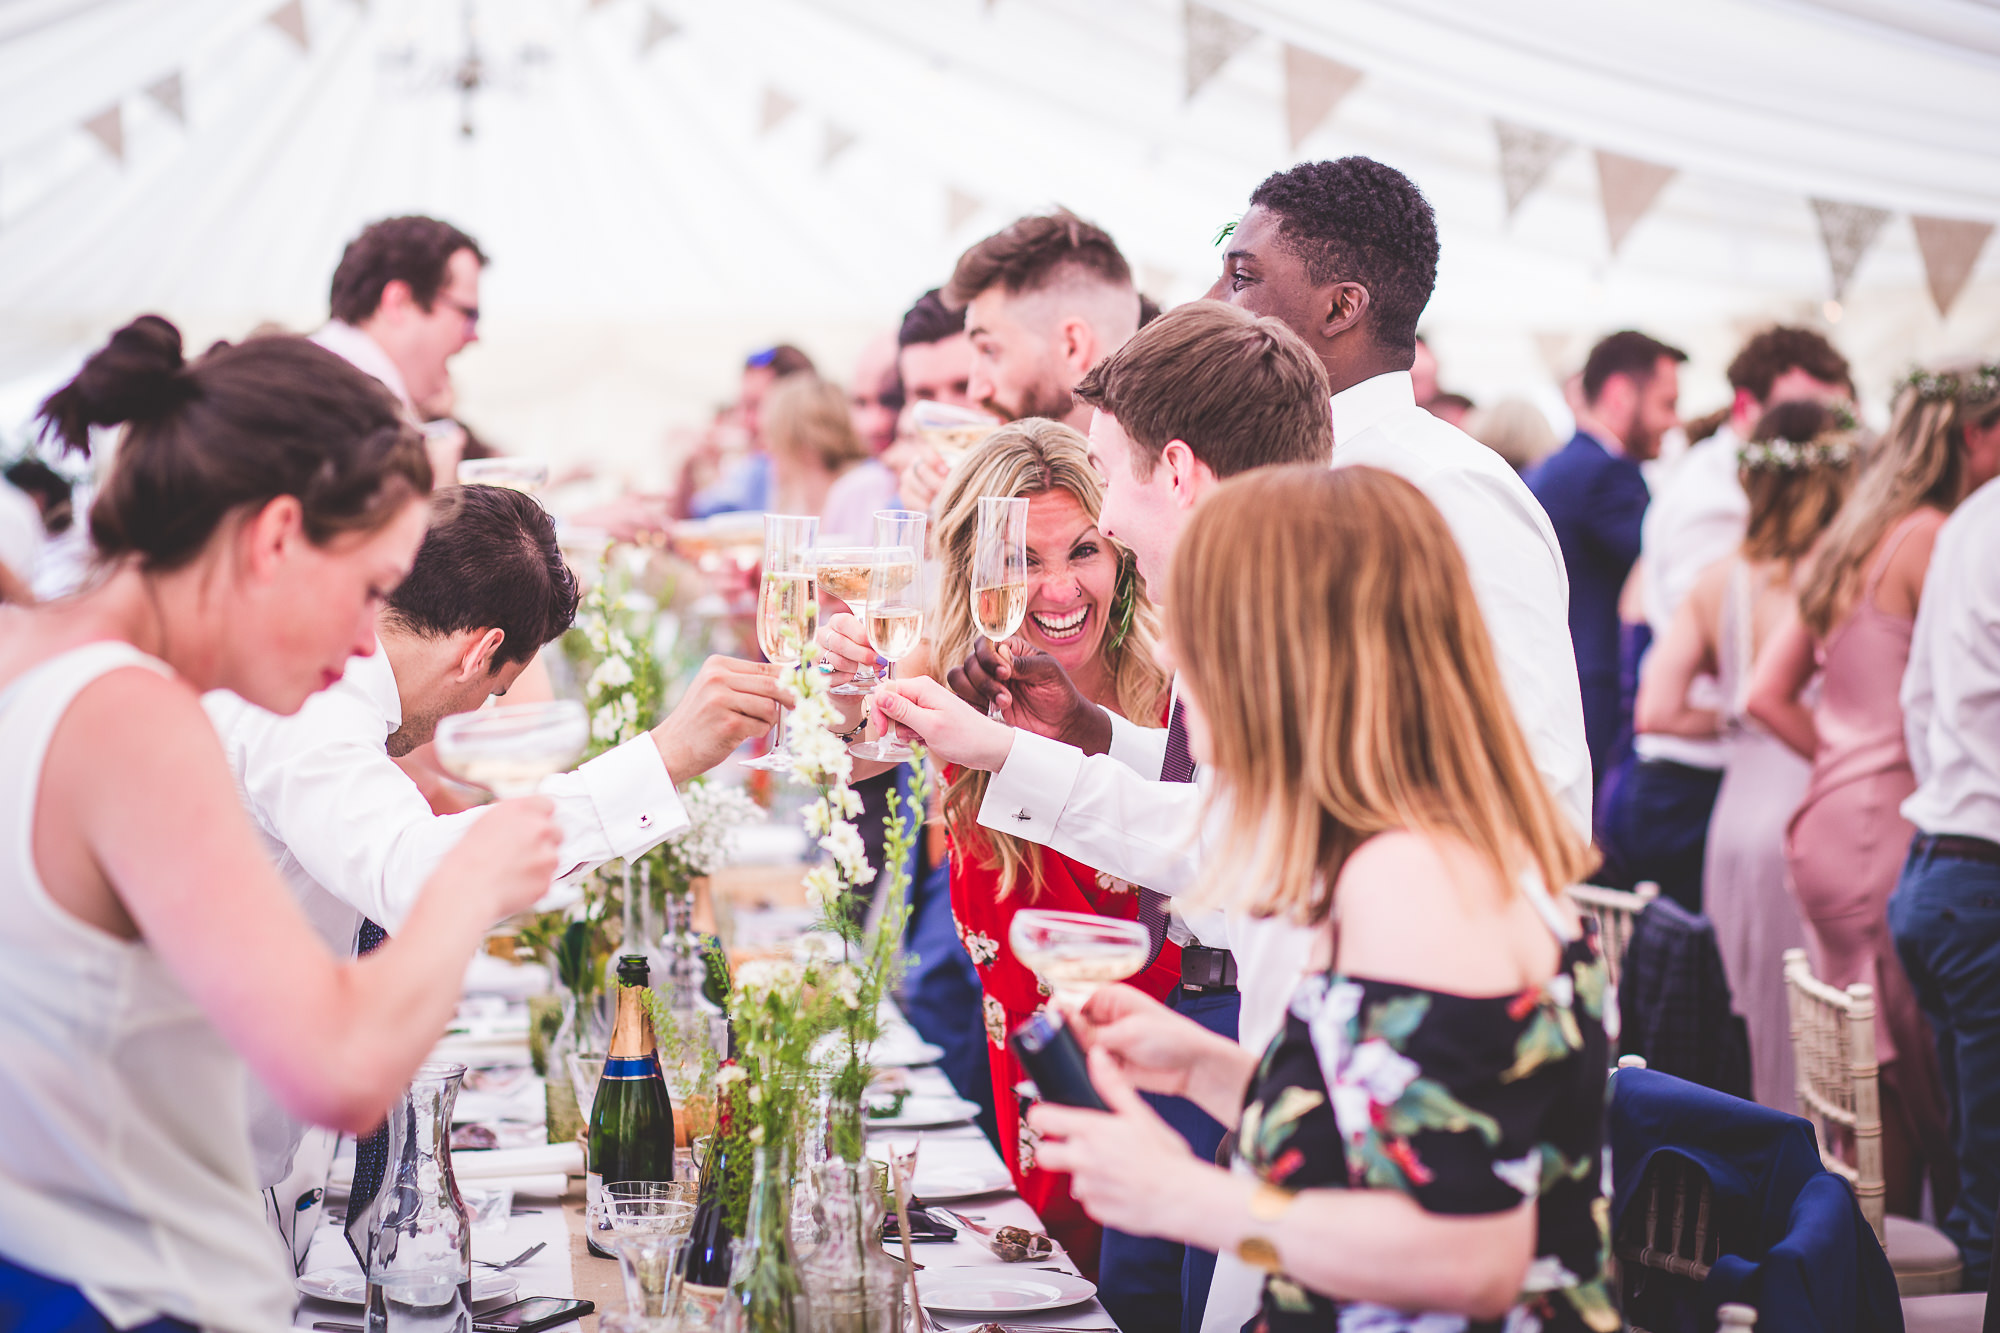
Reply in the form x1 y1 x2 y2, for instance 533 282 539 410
471 1297 595 1333
1008 1011 1109 1111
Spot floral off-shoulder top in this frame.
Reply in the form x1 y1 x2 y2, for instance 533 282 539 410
1237 879 1616 1333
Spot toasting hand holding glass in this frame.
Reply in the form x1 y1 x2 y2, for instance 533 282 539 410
743 514 820 775
969 495 1030 720
812 545 887 698
849 510 927 761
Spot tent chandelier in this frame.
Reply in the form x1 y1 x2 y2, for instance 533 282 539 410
377 0 552 139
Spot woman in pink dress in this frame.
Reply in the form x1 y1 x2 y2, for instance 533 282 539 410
1749 378 1995 1217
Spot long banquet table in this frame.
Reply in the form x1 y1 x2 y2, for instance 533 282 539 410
291 998 1120 1332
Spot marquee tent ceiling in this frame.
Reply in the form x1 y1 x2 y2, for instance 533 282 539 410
3 0 1996 470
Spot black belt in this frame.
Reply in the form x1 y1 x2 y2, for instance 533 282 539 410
1914 833 2000 867
1180 943 1238 994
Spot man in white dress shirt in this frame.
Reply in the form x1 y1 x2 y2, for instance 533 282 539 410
207 485 783 1263
1889 389 2000 1286
1608 327 1852 898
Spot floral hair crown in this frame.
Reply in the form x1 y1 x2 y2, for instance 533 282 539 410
1738 432 1859 471
1898 363 2000 404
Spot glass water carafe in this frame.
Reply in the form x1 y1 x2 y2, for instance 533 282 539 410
346 1062 473 1333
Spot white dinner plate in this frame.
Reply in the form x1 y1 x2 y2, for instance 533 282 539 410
867 1094 981 1130
868 1033 944 1068
294 1271 519 1307
909 1164 1014 1202
916 1270 1097 1314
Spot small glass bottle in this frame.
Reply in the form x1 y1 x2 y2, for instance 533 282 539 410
727 1144 805 1333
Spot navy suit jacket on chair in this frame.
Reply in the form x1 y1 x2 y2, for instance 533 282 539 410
1529 431 1650 775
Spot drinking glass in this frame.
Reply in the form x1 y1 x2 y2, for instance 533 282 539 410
613 1230 688 1320
606 1183 697 1240
743 514 820 774
456 457 550 493
849 511 926 761
1007 909 1151 1008
811 545 880 698
968 495 1030 720
434 700 589 799
910 399 1000 470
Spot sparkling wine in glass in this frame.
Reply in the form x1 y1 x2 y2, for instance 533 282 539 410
969 495 1030 720
743 514 820 775
849 532 925 762
911 399 1001 471
456 457 551 493
1007 909 1151 1009
813 545 881 698
433 700 589 799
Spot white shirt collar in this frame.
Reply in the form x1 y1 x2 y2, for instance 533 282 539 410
341 640 404 735
1329 370 1417 448
310 321 414 414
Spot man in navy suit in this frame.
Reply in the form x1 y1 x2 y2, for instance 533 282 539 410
1530 330 1685 790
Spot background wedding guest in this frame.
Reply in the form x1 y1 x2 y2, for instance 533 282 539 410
821 333 907 540
1889 365 2000 1283
1634 400 1858 1109
0 316 560 1333
946 208 1142 431
1611 327 1853 901
680 343 816 518
1462 397 1560 473
1750 363 2000 1220
884 287 978 509
1033 464 1610 1331
1529 329 1684 796
761 374 872 524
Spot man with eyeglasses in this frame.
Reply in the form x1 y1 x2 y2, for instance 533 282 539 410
312 216 487 462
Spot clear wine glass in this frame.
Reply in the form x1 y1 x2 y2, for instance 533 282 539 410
910 399 1000 472
969 495 1030 720
743 513 820 775
1007 909 1151 1009
848 529 925 762
812 545 880 698
433 700 589 799
456 457 551 493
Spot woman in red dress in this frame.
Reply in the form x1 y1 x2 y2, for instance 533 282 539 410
925 419 1175 1276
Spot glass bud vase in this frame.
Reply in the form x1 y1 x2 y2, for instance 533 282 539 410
802 1159 901 1333
726 1145 806 1333
346 1063 472 1333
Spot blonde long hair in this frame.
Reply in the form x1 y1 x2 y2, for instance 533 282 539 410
1797 365 1999 637
1168 465 1597 924
932 419 1170 898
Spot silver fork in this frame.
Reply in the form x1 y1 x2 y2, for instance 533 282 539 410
473 1240 546 1271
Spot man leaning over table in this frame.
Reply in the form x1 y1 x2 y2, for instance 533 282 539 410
838 156 1589 1333
203 483 784 1269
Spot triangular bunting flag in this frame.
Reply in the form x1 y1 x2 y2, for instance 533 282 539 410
1594 150 1675 255
145 72 185 124
83 105 124 162
639 7 681 53
946 187 983 234
1282 45 1361 150
267 0 308 51
1910 215 1992 318
1809 198 1891 300
1185 0 1256 101
1495 121 1571 219
759 88 798 136
820 122 858 170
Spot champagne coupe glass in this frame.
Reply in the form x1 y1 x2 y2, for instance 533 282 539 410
969 495 1030 720
1007 909 1151 1010
911 399 1000 471
812 545 880 698
433 700 589 800
743 514 820 774
848 528 925 762
456 457 551 493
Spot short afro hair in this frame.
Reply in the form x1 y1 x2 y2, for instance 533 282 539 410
1248 157 1439 353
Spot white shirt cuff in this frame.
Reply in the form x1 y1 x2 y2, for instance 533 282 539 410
976 729 1085 846
563 735 689 864
1104 709 1168 779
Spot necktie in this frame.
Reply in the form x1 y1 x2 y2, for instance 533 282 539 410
344 919 390 1267
1138 697 1196 967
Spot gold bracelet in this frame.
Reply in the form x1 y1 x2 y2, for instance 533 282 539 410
1236 1183 1294 1273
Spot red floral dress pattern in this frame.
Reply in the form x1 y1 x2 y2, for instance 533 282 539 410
945 785 1183 1278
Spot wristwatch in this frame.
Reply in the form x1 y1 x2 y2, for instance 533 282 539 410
1236 1182 1294 1274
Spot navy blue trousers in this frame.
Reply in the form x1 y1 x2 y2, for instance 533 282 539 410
1596 757 1722 914
0 1256 197 1333
1097 987 1237 1333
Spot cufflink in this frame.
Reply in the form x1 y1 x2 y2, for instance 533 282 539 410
1012 809 1031 822
638 813 653 828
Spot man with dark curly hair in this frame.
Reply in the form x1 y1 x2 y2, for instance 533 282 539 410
1209 157 1591 842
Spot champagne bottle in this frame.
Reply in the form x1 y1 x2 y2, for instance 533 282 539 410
585 955 676 1259
677 1079 740 1321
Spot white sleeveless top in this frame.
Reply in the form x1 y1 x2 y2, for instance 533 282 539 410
0 642 294 1332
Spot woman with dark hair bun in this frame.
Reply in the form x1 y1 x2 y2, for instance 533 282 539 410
0 316 562 1333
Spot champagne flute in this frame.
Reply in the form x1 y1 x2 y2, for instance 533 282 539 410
812 545 882 698
849 526 925 762
1007 909 1151 1010
743 514 820 774
969 495 1030 720
433 700 589 799
456 457 551 493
